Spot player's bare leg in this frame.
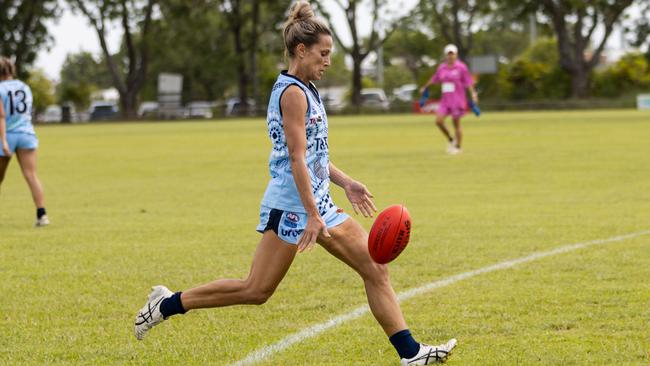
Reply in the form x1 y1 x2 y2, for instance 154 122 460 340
15 149 45 208
318 218 407 336
435 114 453 143
181 231 298 308
451 117 462 150
135 231 297 340
0 156 10 189
318 218 456 364
15 149 49 226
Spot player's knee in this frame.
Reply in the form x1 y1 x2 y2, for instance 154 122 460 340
361 262 389 285
21 169 35 181
435 119 445 126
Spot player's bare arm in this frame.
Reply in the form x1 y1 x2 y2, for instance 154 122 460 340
329 162 376 217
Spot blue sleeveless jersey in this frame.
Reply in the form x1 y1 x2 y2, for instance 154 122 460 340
0 79 35 134
261 71 335 215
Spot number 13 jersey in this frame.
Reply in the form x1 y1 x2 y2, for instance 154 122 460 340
0 79 35 134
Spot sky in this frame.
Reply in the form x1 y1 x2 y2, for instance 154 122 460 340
35 0 637 81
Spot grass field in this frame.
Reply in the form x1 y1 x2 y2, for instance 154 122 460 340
1 110 649 365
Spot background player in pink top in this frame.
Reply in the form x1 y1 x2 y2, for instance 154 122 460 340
420 44 478 154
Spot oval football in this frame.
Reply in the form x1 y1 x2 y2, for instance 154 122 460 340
367 204 411 264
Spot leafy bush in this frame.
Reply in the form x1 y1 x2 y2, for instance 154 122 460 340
592 52 650 97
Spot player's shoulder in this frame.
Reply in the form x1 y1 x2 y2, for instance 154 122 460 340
17 79 31 90
282 83 306 97
280 84 308 117
1 79 29 91
457 60 470 70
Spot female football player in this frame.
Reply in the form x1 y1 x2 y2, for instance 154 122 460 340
134 2 456 364
420 44 478 154
0 56 49 226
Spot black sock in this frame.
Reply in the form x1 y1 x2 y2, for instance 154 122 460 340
159 292 186 318
37 208 46 219
389 329 420 359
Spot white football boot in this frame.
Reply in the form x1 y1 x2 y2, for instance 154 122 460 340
400 339 457 365
34 215 50 227
446 140 457 154
134 285 173 340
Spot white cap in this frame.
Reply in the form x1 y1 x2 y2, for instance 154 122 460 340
444 44 458 55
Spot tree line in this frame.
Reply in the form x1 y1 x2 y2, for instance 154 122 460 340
2 0 649 118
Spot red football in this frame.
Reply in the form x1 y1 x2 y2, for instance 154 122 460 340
368 204 412 264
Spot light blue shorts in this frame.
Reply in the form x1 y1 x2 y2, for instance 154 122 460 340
1 132 38 156
256 204 350 244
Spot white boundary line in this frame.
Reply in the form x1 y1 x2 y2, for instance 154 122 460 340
230 230 650 366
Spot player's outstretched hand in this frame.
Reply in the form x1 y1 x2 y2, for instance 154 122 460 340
345 181 377 218
297 214 329 253
2 142 10 157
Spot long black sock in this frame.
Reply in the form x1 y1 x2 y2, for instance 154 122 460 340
37 207 46 219
159 292 186 318
389 329 420 359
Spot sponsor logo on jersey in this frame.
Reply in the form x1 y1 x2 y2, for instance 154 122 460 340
314 136 328 151
280 228 303 238
309 115 324 125
283 212 300 228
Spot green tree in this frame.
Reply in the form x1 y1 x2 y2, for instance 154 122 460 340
69 0 157 119
471 28 534 63
0 0 60 78
505 37 570 100
26 69 55 115
58 82 96 112
383 64 414 96
592 53 650 97
318 51 351 88
59 52 112 88
315 0 405 108
213 0 287 114
382 26 441 83
141 0 237 104
141 0 285 114
418 0 495 62
508 0 637 98
625 2 650 62
476 67 512 100
57 52 111 110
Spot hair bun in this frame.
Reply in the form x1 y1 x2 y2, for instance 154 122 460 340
283 1 331 58
289 1 314 23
